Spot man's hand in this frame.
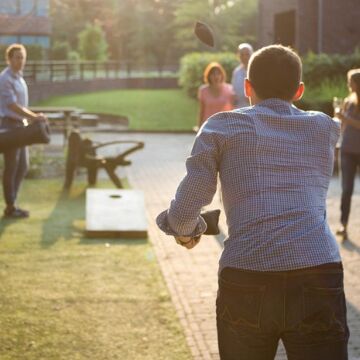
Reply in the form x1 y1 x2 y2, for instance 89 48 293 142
34 113 48 123
174 235 201 249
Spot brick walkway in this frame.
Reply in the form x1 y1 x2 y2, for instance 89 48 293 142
56 132 360 359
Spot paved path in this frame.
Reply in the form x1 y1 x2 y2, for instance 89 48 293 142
53 132 360 359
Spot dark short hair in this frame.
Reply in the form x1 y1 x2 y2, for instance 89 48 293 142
6 43 26 60
203 62 226 84
248 45 302 101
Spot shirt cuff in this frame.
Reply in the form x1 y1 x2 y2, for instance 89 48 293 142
156 209 207 237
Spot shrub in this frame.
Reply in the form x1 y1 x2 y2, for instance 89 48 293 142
179 52 238 98
78 22 108 61
299 68 350 116
51 41 71 60
303 50 360 87
179 50 360 113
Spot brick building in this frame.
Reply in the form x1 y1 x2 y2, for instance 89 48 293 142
258 0 360 54
0 0 51 49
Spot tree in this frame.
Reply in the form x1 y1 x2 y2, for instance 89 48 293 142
135 0 181 71
49 0 258 66
78 22 109 61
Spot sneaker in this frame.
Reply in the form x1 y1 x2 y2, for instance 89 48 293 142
3 207 29 219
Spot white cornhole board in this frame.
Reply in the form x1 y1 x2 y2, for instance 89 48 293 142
86 189 148 238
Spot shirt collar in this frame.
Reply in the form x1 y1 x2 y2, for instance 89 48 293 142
7 66 22 79
256 98 296 114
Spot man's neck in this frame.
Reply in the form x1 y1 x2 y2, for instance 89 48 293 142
9 66 21 75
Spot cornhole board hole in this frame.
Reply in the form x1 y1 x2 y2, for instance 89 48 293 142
86 189 148 238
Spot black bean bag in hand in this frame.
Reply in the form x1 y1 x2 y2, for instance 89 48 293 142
0 121 51 153
201 209 221 235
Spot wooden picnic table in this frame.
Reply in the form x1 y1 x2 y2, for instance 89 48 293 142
30 106 83 145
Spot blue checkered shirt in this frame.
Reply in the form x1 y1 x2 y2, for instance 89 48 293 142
157 99 341 271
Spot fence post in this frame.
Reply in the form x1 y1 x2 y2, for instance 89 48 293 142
32 63 37 82
126 61 131 77
116 61 121 79
65 62 70 81
80 63 84 80
50 62 53 82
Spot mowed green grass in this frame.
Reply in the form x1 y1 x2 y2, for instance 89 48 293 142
0 180 191 360
37 89 198 131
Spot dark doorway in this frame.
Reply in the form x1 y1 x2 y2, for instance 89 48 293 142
274 10 296 47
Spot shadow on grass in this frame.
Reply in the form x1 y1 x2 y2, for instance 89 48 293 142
0 217 20 239
41 187 86 248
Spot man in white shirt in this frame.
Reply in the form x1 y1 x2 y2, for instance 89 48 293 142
0 44 46 218
231 43 253 108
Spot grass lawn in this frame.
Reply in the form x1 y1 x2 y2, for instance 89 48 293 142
0 179 191 360
37 89 198 131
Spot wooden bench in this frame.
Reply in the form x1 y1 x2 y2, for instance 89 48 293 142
63 130 144 189
79 113 99 127
85 189 148 238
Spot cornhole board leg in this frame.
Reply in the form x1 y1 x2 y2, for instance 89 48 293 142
86 189 148 238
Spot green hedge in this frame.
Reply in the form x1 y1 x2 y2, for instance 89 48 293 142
179 50 360 112
178 52 238 98
302 50 360 87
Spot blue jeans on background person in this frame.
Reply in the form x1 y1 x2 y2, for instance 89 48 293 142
2 118 29 208
340 151 360 226
216 263 349 360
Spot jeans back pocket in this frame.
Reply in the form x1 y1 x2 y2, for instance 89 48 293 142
301 286 346 336
217 278 266 329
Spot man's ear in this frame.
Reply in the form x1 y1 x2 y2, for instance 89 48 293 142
244 78 252 98
293 82 305 101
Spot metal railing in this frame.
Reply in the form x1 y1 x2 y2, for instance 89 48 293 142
0 61 179 83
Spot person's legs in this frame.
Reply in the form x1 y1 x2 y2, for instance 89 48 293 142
282 263 349 360
339 152 357 235
13 146 29 200
1 118 29 218
2 146 20 208
216 268 281 360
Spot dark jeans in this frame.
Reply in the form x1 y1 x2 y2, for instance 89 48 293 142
340 151 360 225
216 263 349 360
2 118 29 207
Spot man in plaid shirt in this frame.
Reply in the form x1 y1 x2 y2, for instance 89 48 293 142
157 45 348 360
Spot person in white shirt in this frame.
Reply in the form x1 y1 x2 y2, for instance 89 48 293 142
231 43 253 108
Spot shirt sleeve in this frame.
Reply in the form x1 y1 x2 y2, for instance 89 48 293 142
156 118 224 237
0 77 17 106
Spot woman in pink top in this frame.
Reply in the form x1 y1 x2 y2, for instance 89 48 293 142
197 62 235 129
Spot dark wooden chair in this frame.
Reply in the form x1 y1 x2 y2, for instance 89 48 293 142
64 130 144 189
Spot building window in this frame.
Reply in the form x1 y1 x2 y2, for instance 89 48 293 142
19 0 35 15
0 0 49 16
0 0 17 14
36 0 49 16
0 35 19 45
19 35 50 49
36 36 50 48
20 35 36 45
